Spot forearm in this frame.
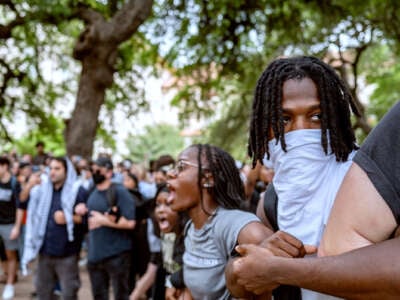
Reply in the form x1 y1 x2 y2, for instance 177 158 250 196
130 262 158 299
14 208 24 228
274 238 400 299
104 216 136 230
19 184 34 202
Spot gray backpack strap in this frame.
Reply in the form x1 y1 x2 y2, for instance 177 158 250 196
106 183 117 208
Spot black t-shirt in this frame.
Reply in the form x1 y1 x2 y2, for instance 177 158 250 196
353 101 400 224
0 178 21 224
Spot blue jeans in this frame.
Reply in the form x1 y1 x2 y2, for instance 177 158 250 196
87 251 131 300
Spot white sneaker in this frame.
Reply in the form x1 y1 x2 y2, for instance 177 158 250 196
2 284 14 300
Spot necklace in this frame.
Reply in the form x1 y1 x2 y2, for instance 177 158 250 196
206 206 219 223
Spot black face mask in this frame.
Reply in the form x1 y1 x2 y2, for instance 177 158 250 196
92 170 106 185
156 182 166 190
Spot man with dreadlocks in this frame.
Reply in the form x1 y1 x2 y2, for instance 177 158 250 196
166 144 275 299
228 56 360 300
228 100 400 299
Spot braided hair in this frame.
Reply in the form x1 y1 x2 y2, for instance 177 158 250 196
248 56 359 167
189 144 244 215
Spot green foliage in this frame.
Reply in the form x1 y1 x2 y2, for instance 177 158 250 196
1 115 66 156
1 0 158 152
198 55 271 160
2 0 400 159
125 123 185 163
95 124 117 152
152 0 400 155
360 44 400 119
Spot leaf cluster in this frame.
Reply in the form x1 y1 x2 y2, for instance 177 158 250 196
125 123 185 163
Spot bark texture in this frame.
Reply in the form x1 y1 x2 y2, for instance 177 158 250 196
65 0 153 157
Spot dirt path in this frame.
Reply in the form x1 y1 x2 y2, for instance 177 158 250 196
2 265 92 299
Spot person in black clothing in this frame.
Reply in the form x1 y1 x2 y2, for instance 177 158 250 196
82 157 136 300
0 156 23 300
123 171 151 292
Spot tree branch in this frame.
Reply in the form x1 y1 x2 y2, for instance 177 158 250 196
109 0 153 43
0 16 25 39
74 4 105 25
0 121 13 142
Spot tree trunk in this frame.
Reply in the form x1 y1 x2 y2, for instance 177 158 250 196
65 52 114 157
65 0 153 158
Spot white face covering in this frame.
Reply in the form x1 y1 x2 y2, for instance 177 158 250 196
264 129 355 246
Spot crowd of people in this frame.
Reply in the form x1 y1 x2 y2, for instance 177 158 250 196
0 55 399 300
0 140 271 300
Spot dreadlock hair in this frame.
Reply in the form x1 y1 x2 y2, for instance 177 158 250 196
189 144 245 215
248 56 360 167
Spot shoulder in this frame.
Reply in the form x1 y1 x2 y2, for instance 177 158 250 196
215 208 272 245
214 208 260 236
114 184 133 199
216 208 258 224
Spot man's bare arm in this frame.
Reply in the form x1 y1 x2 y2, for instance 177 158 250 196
88 211 136 230
320 163 397 256
19 173 41 202
230 237 400 299
273 237 400 299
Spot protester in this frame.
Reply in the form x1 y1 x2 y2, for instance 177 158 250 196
0 156 22 300
154 183 189 300
130 163 156 200
228 56 359 300
229 101 400 299
166 144 272 299
32 141 48 167
129 205 161 300
75 157 93 191
123 171 151 294
80 156 136 300
153 155 175 187
21 156 88 300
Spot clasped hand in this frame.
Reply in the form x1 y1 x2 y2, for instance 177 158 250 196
230 230 317 295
